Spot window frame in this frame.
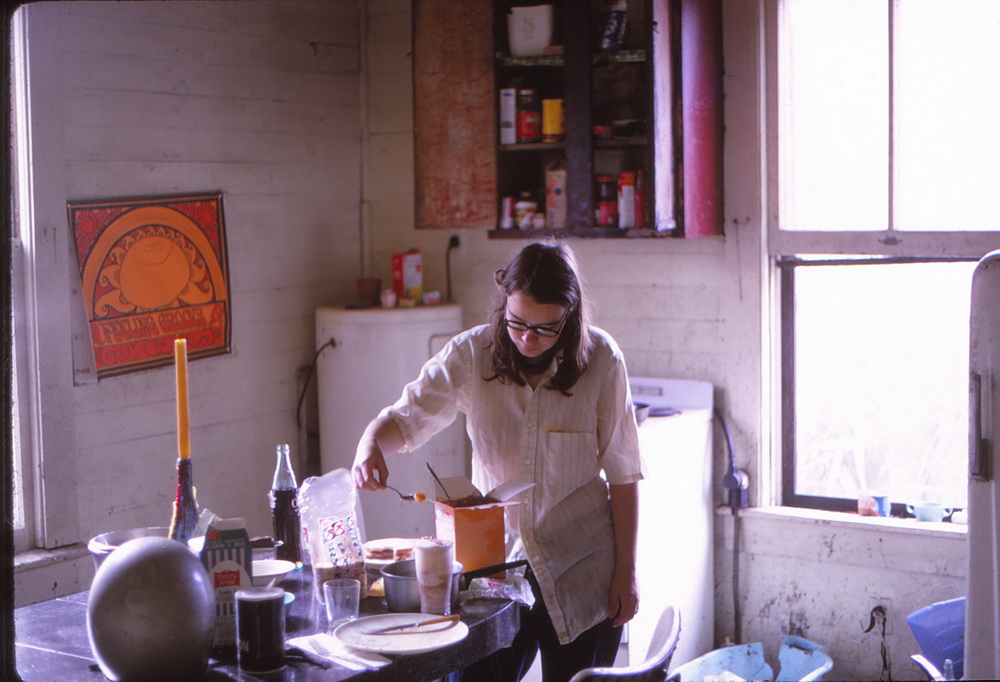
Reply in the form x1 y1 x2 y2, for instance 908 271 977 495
765 0 1000 511
10 4 82 552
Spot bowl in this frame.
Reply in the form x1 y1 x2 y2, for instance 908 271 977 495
380 559 463 613
252 559 296 587
88 527 170 568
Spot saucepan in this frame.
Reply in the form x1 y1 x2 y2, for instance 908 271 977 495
381 559 529 612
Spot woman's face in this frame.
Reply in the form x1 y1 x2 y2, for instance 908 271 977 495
504 290 568 358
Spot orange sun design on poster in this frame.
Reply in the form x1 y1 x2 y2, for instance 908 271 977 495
69 193 231 378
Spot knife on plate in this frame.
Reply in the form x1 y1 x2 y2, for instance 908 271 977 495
363 613 460 635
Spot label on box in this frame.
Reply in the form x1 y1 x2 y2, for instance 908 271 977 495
196 519 252 647
391 251 423 301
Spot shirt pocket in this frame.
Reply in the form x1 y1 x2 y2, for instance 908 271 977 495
543 427 600 491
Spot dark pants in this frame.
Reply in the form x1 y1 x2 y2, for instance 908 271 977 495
454 568 623 682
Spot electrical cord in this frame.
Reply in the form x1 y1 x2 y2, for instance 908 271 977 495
715 407 748 645
296 338 337 434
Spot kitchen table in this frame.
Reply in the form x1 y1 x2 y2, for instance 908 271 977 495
13 565 520 681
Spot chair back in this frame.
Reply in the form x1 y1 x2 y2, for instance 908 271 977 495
568 605 681 681
666 642 773 682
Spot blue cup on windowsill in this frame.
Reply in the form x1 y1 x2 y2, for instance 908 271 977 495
908 501 953 522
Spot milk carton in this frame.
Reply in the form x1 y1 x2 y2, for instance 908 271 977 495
190 516 253 648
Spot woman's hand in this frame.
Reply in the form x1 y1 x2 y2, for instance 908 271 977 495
352 440 388 491
351 415 405 491
608 481 639 626
608 566 639 627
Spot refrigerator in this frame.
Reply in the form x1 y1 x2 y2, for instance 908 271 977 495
627 377 715 670
965 249 1000 679
315 304 467 541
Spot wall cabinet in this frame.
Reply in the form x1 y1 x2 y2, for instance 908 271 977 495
413 0 722 238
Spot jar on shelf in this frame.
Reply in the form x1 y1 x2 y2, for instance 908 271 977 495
516 89 541 143
595 175 617 227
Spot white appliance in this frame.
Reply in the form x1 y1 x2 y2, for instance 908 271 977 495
965 250 1000 679
315 304 467 541
627 377 714 670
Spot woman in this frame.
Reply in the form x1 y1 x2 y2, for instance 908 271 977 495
352 242 643 682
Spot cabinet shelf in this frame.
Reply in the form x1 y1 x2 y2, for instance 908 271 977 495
488 226 679 240
413 0 722 238
496 48 646 68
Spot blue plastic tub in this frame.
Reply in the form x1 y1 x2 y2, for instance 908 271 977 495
906 596 965 679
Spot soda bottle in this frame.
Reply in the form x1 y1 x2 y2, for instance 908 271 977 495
268 443 302 563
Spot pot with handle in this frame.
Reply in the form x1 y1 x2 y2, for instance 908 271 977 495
381 559 529 612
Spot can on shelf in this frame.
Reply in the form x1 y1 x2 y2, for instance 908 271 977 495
618 171 636 229
499 196 515 229
595 175 617 227
516 89 541 143
542 99 564 142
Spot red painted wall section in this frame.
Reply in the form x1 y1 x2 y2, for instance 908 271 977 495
413 0 497 230
681 0 724 237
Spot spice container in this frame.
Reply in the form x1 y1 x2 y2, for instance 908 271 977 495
514 192 538 229
542 99 564 142
618 171 636 228
516 89 541 143
595 175 617 226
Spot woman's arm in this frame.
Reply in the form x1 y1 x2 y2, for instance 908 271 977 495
607 481 639 627
351 414 406 491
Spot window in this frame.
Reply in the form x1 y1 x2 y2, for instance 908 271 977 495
770 0 1000 513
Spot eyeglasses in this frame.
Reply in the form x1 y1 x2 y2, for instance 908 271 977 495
504 311 569 338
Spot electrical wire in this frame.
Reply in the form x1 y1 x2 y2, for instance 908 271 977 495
296 338 336 434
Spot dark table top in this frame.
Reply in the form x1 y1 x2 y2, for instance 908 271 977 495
14 565 520 681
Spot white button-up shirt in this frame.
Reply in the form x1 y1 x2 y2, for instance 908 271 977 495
383 324 644 643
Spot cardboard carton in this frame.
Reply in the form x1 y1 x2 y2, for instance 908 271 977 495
431 477 533 574
189 516 253 648
391 250 423 301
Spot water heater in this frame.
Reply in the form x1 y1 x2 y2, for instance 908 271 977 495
315 305 467 540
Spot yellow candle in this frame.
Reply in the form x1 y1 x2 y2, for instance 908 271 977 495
175 338 190 460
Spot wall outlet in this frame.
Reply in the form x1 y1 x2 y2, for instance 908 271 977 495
869 597 892 635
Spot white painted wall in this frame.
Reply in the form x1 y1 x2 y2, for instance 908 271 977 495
14 0 360 605
13 1 969 679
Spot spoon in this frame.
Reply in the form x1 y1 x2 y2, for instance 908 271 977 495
425 463 452 503
384 484 427 503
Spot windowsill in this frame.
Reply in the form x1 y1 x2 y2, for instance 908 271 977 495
720 505 968 538
13 544 94 608
14 543 90 572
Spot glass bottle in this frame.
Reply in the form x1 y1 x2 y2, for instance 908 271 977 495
268 444 302 563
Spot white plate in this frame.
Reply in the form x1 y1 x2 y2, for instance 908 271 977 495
333 613 469 655
252 559 296 586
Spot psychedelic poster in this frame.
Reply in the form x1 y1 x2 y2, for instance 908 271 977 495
68 193 231 379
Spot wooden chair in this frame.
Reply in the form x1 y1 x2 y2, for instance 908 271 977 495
569 606 681 682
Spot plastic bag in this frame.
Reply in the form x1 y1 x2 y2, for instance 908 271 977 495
298 468 366 589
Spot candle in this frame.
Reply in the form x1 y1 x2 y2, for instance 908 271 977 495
175 338 190 460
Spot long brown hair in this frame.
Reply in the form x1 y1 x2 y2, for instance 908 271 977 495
485 242 593 394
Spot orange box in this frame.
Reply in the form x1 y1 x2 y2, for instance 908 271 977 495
431 477 533 574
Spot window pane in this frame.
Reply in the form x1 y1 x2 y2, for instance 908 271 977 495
793 261 973 509
779 0 888 231
895 0 1000 231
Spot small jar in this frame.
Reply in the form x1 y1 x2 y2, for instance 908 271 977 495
516 89 541 143
595 175 617 226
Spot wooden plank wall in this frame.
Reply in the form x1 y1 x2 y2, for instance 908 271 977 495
19 0 360 590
